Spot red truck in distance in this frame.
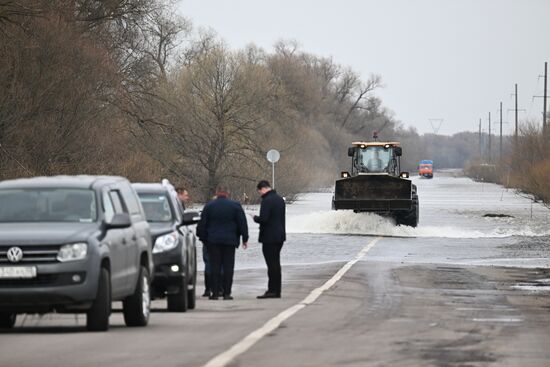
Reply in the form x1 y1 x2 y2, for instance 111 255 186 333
418 160 433 178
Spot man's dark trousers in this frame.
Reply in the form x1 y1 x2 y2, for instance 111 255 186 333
262 242 283 295
207 243 236 297
202 245 211 293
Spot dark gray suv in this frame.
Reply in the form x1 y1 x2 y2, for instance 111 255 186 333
0 176 153 331
133 182 198 312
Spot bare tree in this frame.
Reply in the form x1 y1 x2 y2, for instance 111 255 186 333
142 6 191 79
148 43 279 199
339 74 381 129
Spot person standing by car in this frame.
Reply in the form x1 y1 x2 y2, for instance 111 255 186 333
177 186 212 297
176 187 190 210
197 185 248 300
253 180 286 299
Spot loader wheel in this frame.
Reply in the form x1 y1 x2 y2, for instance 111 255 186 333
396 194 419 227
0 313 16 329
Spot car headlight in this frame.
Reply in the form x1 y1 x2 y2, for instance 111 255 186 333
57 243 88 262
153 232 179 253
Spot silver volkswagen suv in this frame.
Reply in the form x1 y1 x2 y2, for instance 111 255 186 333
0 176 153 331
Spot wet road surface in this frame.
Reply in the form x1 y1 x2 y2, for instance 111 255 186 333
1 171 550 367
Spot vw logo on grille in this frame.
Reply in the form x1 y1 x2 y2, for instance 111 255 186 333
7 247 23 263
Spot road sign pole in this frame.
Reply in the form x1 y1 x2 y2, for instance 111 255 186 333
272 162 275 189
266 149 280 189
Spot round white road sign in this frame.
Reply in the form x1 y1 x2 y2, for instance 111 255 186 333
266 149 280 163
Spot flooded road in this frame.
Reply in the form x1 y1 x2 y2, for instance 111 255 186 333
2 171 550 367
236 170 550 269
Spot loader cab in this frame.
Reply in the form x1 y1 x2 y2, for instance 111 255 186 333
348 142 402 176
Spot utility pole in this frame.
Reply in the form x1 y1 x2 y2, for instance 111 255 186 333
544 61 547 136
479 118 482 159
534 62 549 145
499 102 503 161
488 112 492 162
508 84 525 148
514 84 518 145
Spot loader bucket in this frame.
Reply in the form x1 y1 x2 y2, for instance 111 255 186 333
333 174 412 212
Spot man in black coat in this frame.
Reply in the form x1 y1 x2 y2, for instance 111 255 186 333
197 185 248 300
178 186 211 297
253 180 286 299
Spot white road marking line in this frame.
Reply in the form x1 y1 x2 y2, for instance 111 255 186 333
455 307 515 311
202 236 382 367
473 318 523 323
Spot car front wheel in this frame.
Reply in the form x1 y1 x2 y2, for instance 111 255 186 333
187 257 196 310
123 266 151 327
86 267 111 331
167 273 189 312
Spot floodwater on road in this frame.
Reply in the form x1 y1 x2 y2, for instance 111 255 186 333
229 171 550 270
287 172 550 238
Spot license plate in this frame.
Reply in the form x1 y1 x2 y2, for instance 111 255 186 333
0 266 37 279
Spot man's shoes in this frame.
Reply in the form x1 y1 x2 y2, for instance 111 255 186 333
209 294 219 300
202 290 211 297
257 292 281 299
223 295 233 300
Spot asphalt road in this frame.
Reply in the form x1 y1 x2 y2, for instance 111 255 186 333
1 172 550 367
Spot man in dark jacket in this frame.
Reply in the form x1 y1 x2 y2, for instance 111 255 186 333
253 180 286 299
197 185 248 300
176 187 190 210
177 186 212 297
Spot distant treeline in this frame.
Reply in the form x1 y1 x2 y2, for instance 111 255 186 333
1 0 480 201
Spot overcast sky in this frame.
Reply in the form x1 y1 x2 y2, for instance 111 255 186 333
178 0 550 135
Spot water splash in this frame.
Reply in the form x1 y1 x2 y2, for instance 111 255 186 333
287 210 550 238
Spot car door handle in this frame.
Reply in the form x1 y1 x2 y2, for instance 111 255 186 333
122 237 127 245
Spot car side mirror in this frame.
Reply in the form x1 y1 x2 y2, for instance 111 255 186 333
106 213 131 229
182 211 201 226
347 147 356 157
394 147 402 156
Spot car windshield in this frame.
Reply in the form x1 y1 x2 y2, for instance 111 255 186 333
138 193 173 222
0 188 97 223
358 146 392 173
